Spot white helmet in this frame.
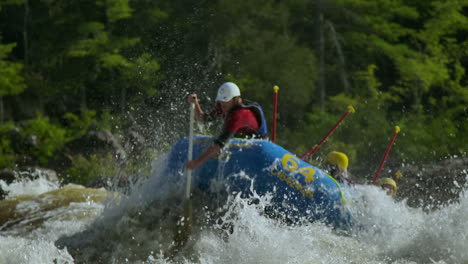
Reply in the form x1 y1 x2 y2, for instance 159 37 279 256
216 82 241 102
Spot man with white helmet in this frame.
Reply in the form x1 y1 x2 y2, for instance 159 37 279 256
186 82 267 169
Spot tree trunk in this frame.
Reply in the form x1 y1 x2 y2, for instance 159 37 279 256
0 95 3 123
23 0 29 66
81 84 87 112
326 20 350 94
313 0 325 110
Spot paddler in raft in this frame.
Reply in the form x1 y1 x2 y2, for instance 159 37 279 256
325 151 400 197
186 82 268 169
323 151 355 185
377 177 398 197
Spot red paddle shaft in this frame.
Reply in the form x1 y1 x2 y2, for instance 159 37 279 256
372 126 401 185
272 85 279 142
300 105 355 160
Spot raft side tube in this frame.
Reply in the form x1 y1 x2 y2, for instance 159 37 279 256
166 136 353 228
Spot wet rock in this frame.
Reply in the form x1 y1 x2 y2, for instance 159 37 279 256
0 169 14 199
65 129 126 161
125 130 145 152
0 168 17 185
5 127 22 152
48 153 74 177
123 129 146 162
0 187 8 200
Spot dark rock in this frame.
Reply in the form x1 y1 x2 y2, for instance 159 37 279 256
0 168 17 184
65 129 127 161
46 130 129 184
0 187 8 200
48 154 74 176
6 127 22 152
26 134 39 147
123 129 146 161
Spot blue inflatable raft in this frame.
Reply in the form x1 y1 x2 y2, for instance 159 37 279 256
167 136 352 229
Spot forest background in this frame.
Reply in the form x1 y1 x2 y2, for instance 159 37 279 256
0 0 467 187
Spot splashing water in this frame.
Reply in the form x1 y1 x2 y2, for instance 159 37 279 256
0 236 73 263
1 176 59 198
1 157 467 264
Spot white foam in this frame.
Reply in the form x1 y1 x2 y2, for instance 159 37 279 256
1 161 468 263
2 176 60 198
0 236 74 264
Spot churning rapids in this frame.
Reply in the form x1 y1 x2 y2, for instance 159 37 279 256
1 154 467 264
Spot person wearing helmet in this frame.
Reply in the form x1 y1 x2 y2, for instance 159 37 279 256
377 177 397 196
186 82 267 169
324 151 354 184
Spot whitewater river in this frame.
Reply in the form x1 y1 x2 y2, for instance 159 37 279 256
1 157 467 264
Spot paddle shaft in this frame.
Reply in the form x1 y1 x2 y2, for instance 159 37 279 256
186 103 195 199
172 102 196 252
372 126 400 185
272 86 279 142
300 106 355 160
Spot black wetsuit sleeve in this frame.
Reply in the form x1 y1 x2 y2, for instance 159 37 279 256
214 129 234 148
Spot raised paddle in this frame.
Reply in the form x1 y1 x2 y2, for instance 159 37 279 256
272 85 279 142
174 102 195 249
372 126 400 185
300 105 355 161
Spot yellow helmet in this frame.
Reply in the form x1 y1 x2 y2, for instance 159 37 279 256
325 151 349 170
377 177 397 194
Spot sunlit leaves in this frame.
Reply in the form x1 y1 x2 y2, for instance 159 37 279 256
68 22 139 69
22 115 69 165
123 53 161 98
0 42 25 96
105 0 132 23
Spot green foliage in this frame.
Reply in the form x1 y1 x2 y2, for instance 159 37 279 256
0 0 467 182
63 110 97 139
65 154 118 185
0 120 15 133
0 138 15 168
0 121 17 168
68 22 139 69
0 111 99 168
104 0 133 23
95 109 115 131
122 52 161 99
398 111 466 161
22 115 69 165
0 41 25 96
0 0 23 11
